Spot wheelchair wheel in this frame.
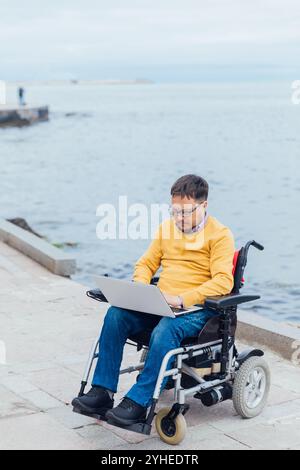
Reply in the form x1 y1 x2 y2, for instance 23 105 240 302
233 356 270 419
155 407 186 445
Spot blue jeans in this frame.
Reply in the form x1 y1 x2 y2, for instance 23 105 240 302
92 305 217 408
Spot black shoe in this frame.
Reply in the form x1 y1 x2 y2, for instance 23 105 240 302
72 386 114 416
106 397 147 426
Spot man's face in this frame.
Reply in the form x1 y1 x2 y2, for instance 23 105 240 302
171 195 208 232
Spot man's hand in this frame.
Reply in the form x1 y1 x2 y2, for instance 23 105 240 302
162 292 182 307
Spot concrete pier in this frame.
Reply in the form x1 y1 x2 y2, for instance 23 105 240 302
0 105 49 127
0 239 300 449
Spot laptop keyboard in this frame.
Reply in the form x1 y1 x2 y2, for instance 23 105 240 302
171 306 188 314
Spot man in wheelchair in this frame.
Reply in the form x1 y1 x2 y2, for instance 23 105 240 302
72 174 238 426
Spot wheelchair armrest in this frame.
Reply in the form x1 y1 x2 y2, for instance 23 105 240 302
86 288 108 303
204 292 260 309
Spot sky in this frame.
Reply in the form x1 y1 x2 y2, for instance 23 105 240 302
0 0 300 82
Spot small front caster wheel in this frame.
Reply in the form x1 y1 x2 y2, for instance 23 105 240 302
155 407 187 445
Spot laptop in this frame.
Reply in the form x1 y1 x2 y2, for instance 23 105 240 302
93 275 202 318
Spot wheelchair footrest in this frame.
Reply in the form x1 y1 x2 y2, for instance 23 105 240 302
72 406 108 422
73 406 152 435
106 418 152 436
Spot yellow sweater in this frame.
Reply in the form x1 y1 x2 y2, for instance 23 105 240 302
133 216 235 307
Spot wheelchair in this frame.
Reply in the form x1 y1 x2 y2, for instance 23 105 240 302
73 239 271 445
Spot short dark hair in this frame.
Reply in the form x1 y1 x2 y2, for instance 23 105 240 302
171 174 209 201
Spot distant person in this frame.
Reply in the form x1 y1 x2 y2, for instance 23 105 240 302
18 87 25 106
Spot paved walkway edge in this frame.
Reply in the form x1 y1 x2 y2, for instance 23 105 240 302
237 309 300 362
0 218 76 276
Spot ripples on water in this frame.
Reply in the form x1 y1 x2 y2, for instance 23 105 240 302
0 82 299 323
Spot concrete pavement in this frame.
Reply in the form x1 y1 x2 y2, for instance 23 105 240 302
0 240 300 450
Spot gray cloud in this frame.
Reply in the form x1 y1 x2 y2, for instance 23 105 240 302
1 0 300 80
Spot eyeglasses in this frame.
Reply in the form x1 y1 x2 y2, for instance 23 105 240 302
169 202 204 218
